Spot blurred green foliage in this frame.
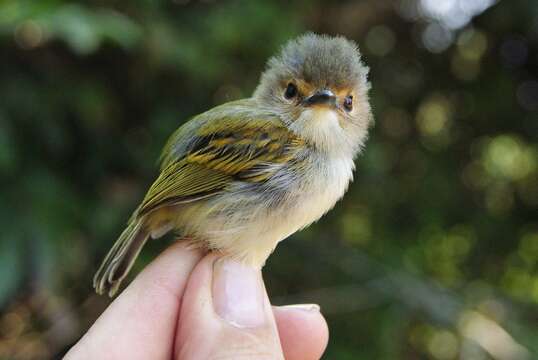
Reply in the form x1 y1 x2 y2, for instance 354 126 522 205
1 0 538 359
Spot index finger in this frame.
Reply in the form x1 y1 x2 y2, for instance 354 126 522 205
66 243 203 360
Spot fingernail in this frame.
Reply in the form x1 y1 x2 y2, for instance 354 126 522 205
213 259 265 328
281 304 321 312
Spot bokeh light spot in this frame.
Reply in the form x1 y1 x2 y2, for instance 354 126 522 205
427 329 459 360
457 28 488 61
365 25 396 57
416 95 452 136
419 0 498 30
482 135 537 181
14 20 44 49
422 23 454 53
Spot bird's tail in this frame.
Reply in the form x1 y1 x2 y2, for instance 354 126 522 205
93 219 149 297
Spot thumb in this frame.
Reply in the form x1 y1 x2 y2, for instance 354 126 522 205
174 255 283 359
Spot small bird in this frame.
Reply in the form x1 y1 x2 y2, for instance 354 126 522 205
94 33 372 296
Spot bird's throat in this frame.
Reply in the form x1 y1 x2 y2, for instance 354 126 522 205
291 108 350 155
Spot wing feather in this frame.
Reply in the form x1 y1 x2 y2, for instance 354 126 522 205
136 110 304 217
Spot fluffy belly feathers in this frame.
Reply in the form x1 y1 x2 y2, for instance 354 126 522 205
168 155 355 266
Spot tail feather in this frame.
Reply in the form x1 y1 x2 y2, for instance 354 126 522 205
93 219 149 297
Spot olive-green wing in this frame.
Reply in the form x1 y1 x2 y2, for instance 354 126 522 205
136 116 304 216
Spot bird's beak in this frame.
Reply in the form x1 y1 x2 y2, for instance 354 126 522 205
303 89 337 107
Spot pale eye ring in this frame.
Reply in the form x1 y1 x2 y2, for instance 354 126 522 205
343 95 353 111
284 83 298 99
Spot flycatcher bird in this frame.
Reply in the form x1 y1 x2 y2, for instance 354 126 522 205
94 33 372 296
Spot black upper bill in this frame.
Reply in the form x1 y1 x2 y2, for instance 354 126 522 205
304 89 337 107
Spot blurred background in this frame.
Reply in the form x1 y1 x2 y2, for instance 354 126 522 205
0 0 537 358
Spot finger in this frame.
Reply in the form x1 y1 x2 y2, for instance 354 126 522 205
273 305 329 360
174 255 284 359
66 243 203 360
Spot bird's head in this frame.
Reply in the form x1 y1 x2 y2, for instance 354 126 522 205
254 33 372 156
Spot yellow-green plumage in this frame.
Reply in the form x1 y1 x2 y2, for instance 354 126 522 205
93 100 307 296
139 106 304 215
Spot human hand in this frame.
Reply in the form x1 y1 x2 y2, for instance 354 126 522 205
66 244 328 359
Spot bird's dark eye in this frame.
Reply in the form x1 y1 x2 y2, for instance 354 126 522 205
284 83 298 99
343 95 353 111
